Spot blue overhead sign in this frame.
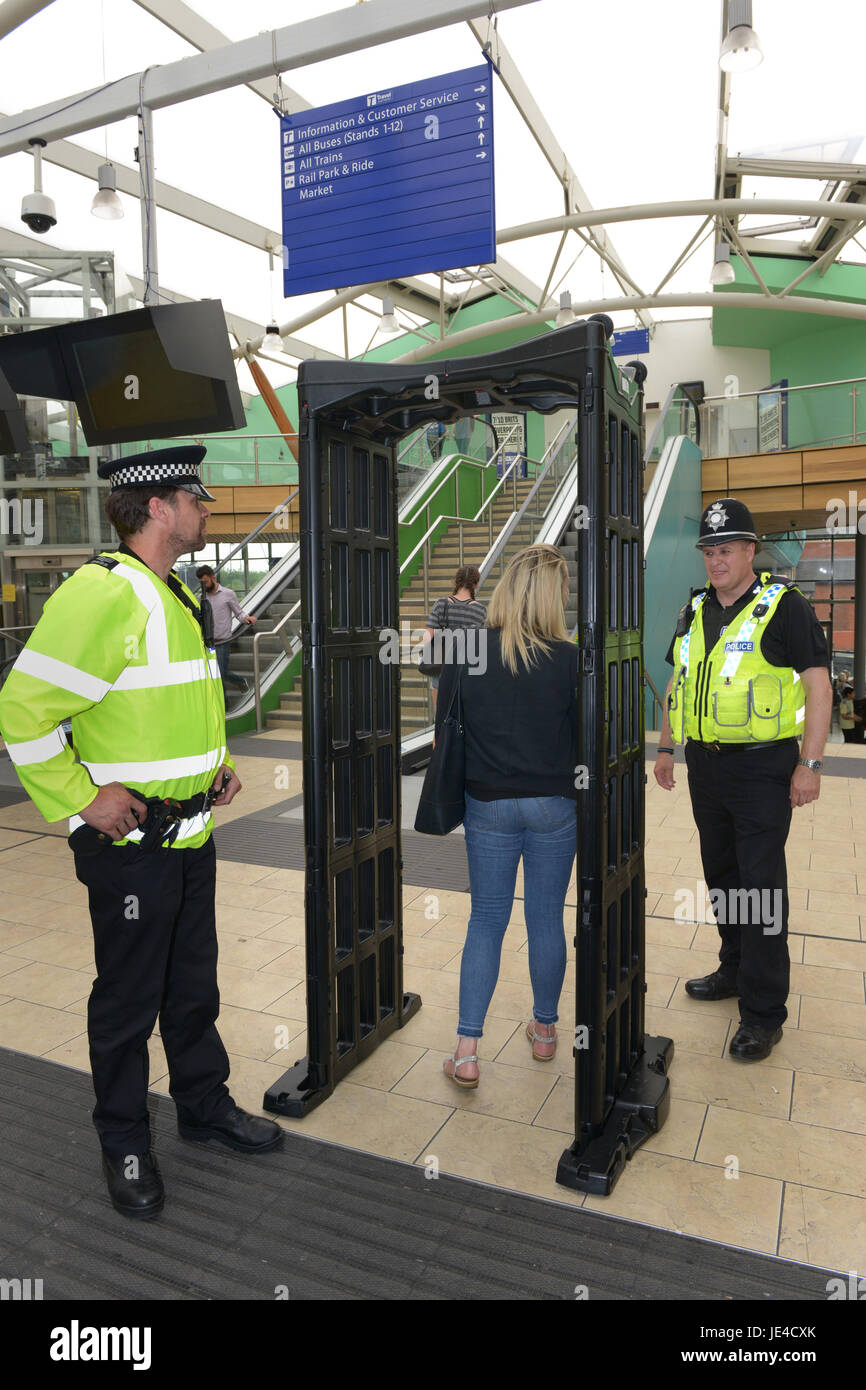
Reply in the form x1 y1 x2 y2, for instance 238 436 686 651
280 63 495 297
611 327 650 357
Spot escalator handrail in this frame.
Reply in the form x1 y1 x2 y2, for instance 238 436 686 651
212 487 300 583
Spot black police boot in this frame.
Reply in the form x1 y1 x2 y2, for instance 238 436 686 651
102 1149 164 1219
729 1023 783 1062
177 1101 282 1154
685 970 739 1001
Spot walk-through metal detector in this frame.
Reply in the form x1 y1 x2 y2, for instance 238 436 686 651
263 321 671 1195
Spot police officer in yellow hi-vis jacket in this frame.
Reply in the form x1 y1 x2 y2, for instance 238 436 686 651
654 498 832 1062
0 446 281 1219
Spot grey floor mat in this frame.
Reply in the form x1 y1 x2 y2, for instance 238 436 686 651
0 1048 840 1302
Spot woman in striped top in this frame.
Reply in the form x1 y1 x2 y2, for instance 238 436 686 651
424 565 486 715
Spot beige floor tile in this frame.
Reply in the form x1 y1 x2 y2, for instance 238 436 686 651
778 1184 866 1273
394 1049 556 1125
582 1151 782 1254
216 962 302 1011
0 868 74 901
63 996 88 1016
249 868 306 893
810 850 855 869
8 850 80 880
214 860 279 886
402 936 462 970
789 866 858 894
33 881 90 908
645 942 721 979
646 918 698 950
803 937 866 974
5 930 94 972
789 908 861 941
258 917 305 947
645 971 677 1007
215 1002 305 1062
697 1104 866 1200
42 1030 91 1072
401 907 443 937
773 1021 866 1084
688 922 805 964
0 997 88 1052
48 907 95 937
257 945 305 976
649 894 710 926
215 904 291 937
262 981 307 1020
340 1038 427 1092
422 1108 585 1207
493 1026 574 1078
807 888 866 919
0 830 44 851
645 1003 731 1058
206 1052 291 1114
792 1072 866 1136
215 883 289 914
397 1001 519 1058
790 960 864 1003
404 887 470 918
668 1051 792 1119
0 894 58 928
642 855 680 876
214 930 296 971
0 960 92 1009
798 995 866 1045
275 1082 451 1164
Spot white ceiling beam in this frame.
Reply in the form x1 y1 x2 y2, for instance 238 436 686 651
131 0 310 111
0 0 539 154
727 156 866 183
498 198 866 245
0 0 56 39
467 16 653 328
394 291 866 364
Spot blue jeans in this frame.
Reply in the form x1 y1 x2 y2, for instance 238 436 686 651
458 793 577 1038
215 641 245 691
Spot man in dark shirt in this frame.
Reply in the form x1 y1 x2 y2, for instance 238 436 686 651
654 498 832 1062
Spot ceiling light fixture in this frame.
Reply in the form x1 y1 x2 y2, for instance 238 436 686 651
379 297 400 335
91 162 123 220
711 241 737 285
555 291 576 327
263 321 284 352
720 0 763 72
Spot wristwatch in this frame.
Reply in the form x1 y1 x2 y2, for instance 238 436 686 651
798 758 823 771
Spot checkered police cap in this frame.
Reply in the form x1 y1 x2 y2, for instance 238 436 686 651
97 445 215 501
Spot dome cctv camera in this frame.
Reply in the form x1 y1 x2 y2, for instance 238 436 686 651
21 136 56 234
21 191 57 234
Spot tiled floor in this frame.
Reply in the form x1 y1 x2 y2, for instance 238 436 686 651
0 739 864 1274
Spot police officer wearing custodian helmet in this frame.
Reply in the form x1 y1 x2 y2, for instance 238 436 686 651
0 446 282 1219
654 498 832 1062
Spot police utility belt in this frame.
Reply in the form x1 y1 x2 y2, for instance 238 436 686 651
69 779 227 858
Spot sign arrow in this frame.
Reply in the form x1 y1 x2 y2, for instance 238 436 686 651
475 101 486 111
477 116 485 129
475 151 487 160
477 132 486 145
474 84 487 93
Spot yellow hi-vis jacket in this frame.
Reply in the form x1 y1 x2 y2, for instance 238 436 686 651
668 575 806 745
0 550 234 848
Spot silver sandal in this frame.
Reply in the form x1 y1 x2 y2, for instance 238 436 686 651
443 1051 479 1089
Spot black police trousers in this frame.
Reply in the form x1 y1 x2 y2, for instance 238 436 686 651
73 835 231 1157
684 739 799 1031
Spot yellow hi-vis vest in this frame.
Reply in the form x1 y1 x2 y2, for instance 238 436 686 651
668 575 805 745
0 550 234 848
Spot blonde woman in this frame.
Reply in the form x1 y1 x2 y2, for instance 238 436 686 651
435 545 578 1088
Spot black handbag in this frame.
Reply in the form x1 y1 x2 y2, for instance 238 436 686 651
418 599 450 677
414 670 466 835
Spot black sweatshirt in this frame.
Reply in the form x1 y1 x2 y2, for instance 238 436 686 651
435 628 579 800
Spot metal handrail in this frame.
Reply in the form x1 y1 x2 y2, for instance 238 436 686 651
644 381 686 465
252 604 301 732
212 487 299 581
478 417 578 581
0 625 34 648
698 374 866 403
398 422 521 529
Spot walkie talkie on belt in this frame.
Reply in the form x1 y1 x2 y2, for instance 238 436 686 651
68 772 230 857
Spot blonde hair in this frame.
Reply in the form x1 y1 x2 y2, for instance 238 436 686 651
486 544 570 675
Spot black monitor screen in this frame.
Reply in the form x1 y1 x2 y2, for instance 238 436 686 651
71 329 220 437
